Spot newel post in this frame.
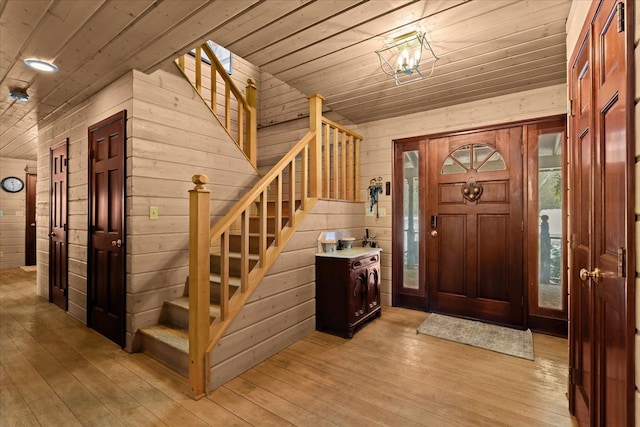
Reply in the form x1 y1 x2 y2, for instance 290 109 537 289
308 93 324 198
188 174 211 400
245 78 258 168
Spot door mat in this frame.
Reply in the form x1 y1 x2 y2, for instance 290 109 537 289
417 313 534 360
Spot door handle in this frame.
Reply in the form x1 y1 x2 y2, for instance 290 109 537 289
112 239 122 248
579 268 601 283
30 223 35 227
431 215 438 229
49 232 55 237
430 230 438 237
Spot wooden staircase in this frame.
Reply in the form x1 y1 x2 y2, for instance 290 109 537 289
138 200 298 376
135 44 364 399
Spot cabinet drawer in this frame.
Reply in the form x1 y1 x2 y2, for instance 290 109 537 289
350 254 379 269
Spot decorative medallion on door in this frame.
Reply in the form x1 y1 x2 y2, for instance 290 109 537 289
461 180 482 202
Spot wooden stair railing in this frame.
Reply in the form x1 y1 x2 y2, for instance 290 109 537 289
188 94 363 399
176 43 257 167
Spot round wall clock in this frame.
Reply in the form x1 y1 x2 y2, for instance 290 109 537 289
1 176 25 193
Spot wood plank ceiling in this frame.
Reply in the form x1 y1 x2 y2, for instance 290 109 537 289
0 0 571 161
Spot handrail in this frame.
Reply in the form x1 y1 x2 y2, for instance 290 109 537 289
321 116 364 140
210 131 314 243
176 43 257 167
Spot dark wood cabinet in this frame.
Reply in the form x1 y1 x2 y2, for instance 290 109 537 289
316 249 381 338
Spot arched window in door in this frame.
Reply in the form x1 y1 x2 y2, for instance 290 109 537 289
441 144 506 175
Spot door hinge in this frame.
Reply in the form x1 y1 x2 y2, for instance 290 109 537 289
617 2 625 32
617 247 626 277
569 99 574 116
520 143 524 157
569 367 581 386
522 296 524 307
570 233 577 250
63 158 68 167
521 221 524 232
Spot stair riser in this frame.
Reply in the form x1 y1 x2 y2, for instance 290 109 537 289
141 334 189 377
229 234 275 252
259 200 301 216
210 255 258 276
183 281 240 303
248 217 289 234
160 303 189 329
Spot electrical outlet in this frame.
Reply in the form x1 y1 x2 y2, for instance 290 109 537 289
378 208 386 217
366 207 374 216
149 206 159 220
15 210 23 216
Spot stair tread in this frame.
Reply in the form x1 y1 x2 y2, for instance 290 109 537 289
209 274 241 286
139 324 188 353
228 231 276 238
165 296 221 318
210 252 260 260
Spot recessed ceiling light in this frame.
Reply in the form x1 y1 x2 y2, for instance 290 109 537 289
9 90 29 102
24 58 58 72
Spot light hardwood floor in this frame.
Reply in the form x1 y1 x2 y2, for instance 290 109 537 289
0 268 576 426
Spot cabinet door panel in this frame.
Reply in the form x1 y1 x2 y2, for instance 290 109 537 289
349 270 367 325
367 266 380 310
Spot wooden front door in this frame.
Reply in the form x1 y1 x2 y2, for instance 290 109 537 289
569 0 633 425
88 111 126 347
25 173 37 266
49 140 68 310
427 128 524 327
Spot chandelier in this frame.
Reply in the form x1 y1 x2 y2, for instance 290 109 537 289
376 31 438 86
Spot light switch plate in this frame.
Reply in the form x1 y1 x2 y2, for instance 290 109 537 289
378 208 386 217
149 207 159 220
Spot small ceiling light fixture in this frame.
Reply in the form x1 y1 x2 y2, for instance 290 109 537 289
9 89 29 102
24 58 58 73
376 30 438 86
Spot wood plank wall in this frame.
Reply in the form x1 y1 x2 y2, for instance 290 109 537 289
208 199 364 390
181 53 260 147
36 72 134 323
35 64 261 351
127 65 259 350
257 71 354 175
0 157 37 269
356 84 567 307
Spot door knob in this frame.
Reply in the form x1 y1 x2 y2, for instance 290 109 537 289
430 230 438 237
112 239 122 248
49 232 55 237
30 223 35 226
579 268 602 283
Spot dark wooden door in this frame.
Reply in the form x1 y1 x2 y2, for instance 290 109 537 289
88 111 126 347
25 173 37 266
569 0 633 425
427 128 524 327
49 140 68 310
